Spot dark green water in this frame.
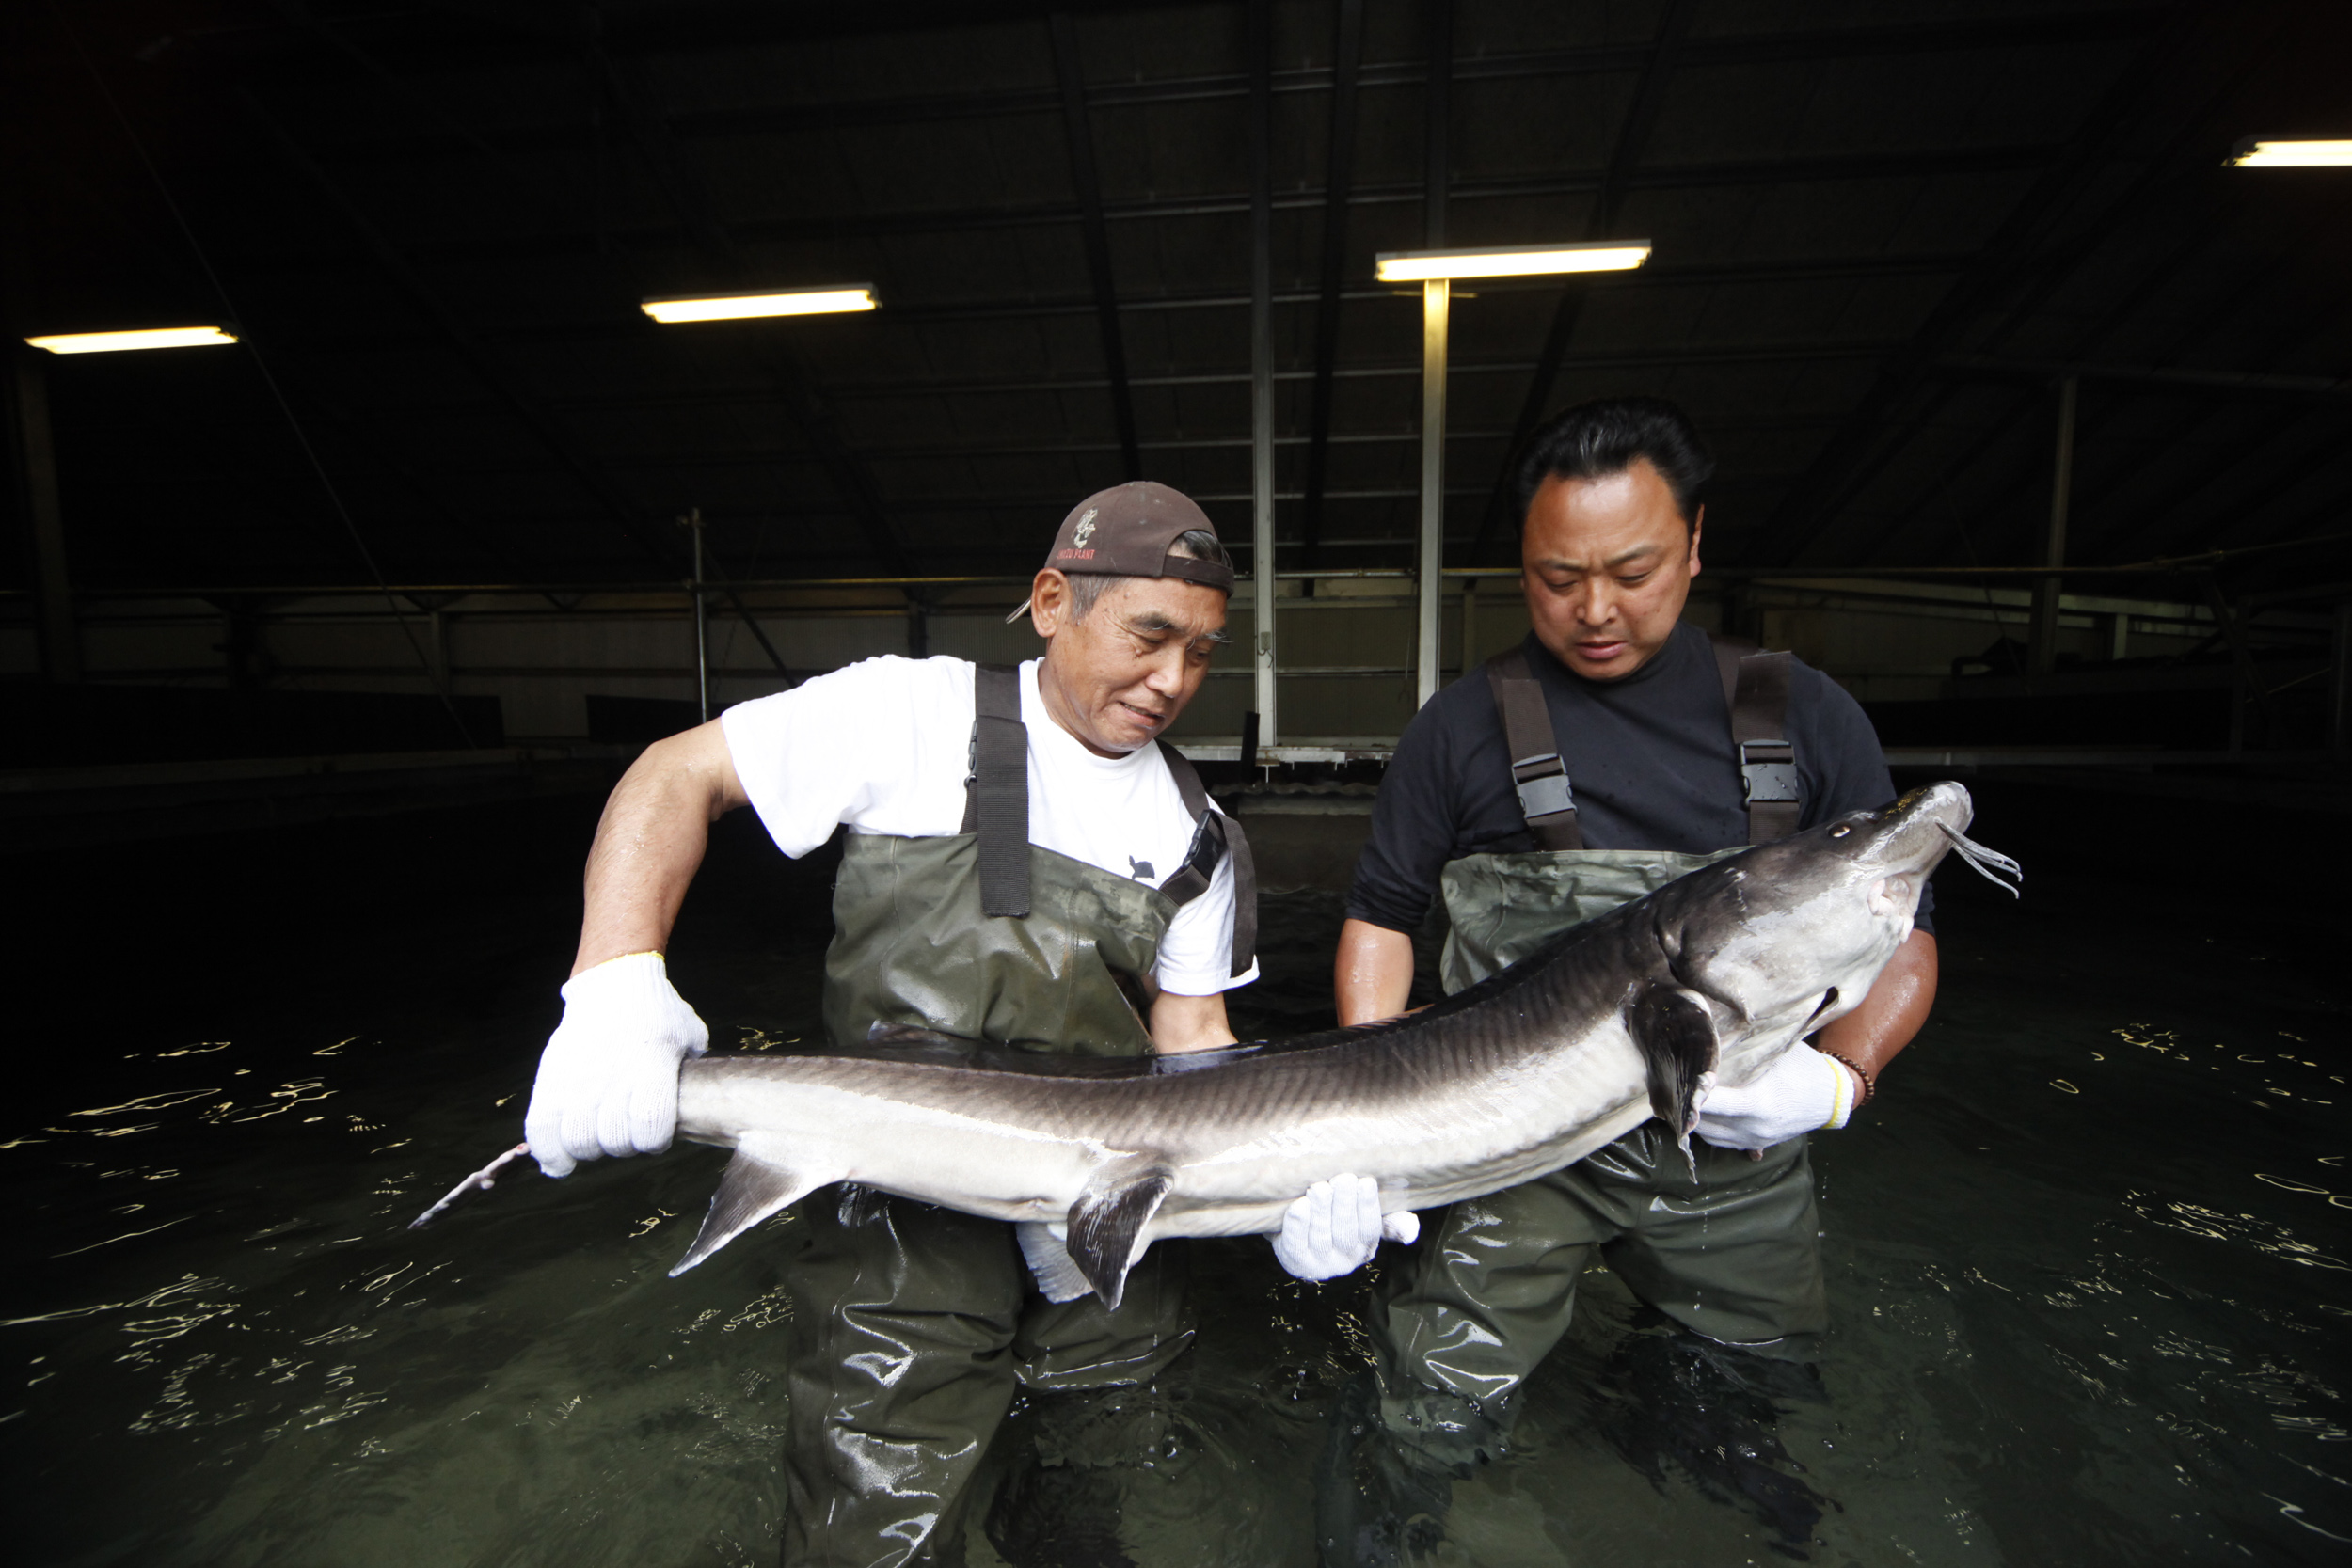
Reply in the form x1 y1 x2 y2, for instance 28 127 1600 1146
4 786 2344 1565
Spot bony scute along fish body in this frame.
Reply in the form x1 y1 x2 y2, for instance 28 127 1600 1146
657 782 2018 1310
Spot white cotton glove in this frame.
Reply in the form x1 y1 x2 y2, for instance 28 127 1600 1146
523 952 709 1178
1272 1173 1422 1282
1692 1048 1858 1152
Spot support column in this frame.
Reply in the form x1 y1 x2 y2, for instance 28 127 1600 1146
2331 601 2351 755
1248 0 1278 744
1424 0 1450 249
1415 278 1450 707
689 512 709 721
2028 374 2077 677
7 352 80 681
1458 577 1478 675
1049 11 1141 479
1297 0 1363 574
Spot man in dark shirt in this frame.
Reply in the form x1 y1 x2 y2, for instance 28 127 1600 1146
1313 396 1938 1561
1347 618 1923 919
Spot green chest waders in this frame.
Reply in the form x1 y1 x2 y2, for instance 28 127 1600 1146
781 665 1256 1568
1369 639 1831 1469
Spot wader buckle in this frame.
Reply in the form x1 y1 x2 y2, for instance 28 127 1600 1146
1740 740 1799 805
1511 752 1574 820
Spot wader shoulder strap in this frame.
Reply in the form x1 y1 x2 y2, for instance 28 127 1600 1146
1153 743 1258 978
1708 633 1800 845
956 663 1032 916
1485 648 1582 850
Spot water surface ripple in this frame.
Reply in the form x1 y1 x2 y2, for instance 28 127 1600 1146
4 801 2343 1565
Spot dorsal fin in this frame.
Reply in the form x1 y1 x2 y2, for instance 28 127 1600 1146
1065 1169 1172 1309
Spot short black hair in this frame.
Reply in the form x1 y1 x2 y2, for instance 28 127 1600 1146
1513 396 1715 530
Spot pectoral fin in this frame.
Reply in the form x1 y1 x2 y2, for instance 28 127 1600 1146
1629 984 1720 1138
669 1137 820 1276
1065 1169 1172 1310
1017 1221 1092 1303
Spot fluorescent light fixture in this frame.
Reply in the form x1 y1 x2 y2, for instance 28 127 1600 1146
2227 139 2352 167
1374 241 1652 282
641 285 877 324
25 325 238 355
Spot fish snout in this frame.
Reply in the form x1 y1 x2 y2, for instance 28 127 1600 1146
1895 780 1974 835
1870 781 1976 877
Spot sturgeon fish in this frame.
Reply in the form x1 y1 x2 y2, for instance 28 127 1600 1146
509 782 2015 1308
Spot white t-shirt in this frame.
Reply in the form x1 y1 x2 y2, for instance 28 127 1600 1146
720 656 1257 997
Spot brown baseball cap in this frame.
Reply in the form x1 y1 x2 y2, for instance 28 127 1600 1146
1006 481 1235 623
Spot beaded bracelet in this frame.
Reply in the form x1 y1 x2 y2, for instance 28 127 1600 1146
1818 1049 1877 1112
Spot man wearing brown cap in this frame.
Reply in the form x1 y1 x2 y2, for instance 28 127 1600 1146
520 482 1263 1565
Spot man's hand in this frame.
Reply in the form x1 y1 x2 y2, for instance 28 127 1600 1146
1272 1172 1421 1281
1692 1048 1857 1152
523 952 710 1178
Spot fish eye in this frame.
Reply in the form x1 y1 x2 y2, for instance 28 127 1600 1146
1830 824 1851 838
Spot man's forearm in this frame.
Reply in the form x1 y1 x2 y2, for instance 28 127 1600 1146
1335 918 1417 1026
571 721 747 975
1150 990 1239 1054
1815 929 1937 1079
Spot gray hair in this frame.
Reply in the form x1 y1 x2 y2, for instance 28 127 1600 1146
1066 529 1232 621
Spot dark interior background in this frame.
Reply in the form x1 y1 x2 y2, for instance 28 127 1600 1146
6 1 2347 593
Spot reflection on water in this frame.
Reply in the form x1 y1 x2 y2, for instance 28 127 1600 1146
3 801 2346 1565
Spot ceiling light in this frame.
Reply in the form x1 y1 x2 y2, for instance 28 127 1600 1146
641 286 877 324
25 326 239 354
1374 242 1652 282
2227 139 2352 167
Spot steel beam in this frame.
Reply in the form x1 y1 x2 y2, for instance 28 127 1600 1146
305 9 2166 151
1935 356 2348 396
257 87 787 680
247 252 1977 352
5 351 79 681
1248 0 1278 744
2027 376 2077 676
590 48 911 578
1298 0 1364 576
1744 8 2278 566
1891 195 2352 574
27 542 2350 606
342 339 1893 411
1415 278 1450 706
2201 577 2283 749
2333 602 2352 754
1413 0 1453 706
365 147 2065 263
683 510 710 721
244 94 675 570
1049 12 1142 481
1424 0 1451 249
1467 0 1696 566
